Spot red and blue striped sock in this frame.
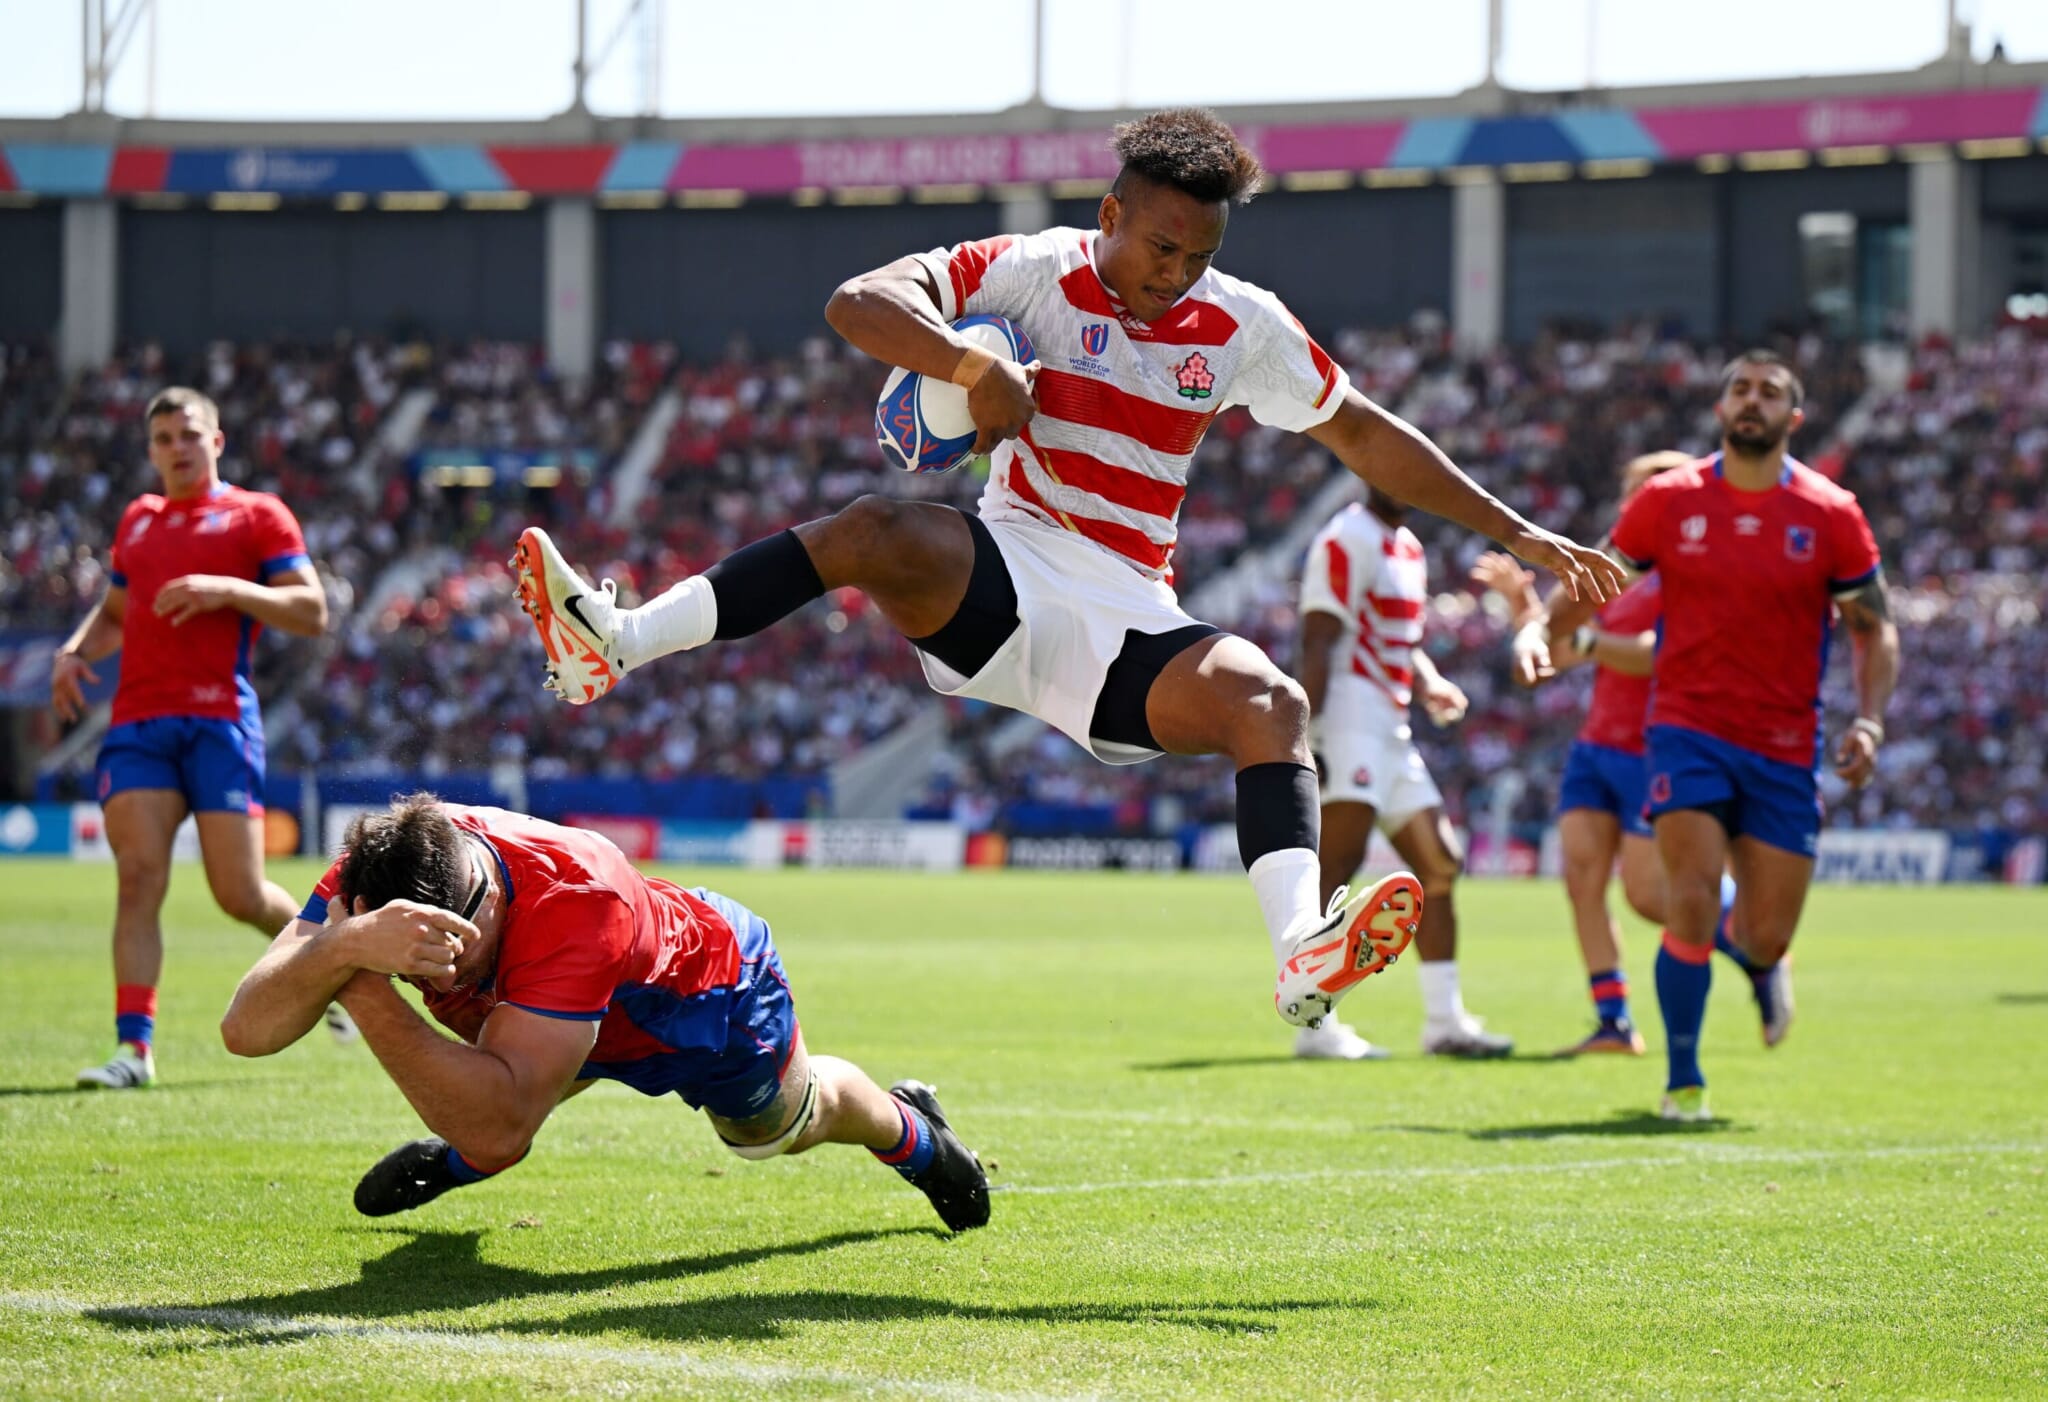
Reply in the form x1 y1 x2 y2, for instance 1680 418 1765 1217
1655 931 1713 1090
872 1101 938 1180
115 984 156 1052
1588 969 1631 1025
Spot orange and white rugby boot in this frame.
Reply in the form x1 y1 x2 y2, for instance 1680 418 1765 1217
512 527 627 705
1274 872 1423 1029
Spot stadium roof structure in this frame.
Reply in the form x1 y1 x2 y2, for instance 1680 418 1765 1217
2 57 2045 205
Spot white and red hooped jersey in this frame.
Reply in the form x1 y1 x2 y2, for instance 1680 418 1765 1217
1299 502 1429 711
913 228 1350 581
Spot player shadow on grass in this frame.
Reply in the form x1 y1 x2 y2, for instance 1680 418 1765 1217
86 1227 1343 1348
1134 1050 1568 1071
1390 1111 1741 1140
0 1079 251 1099
1995 992 2048 1005
140 1225 939 1326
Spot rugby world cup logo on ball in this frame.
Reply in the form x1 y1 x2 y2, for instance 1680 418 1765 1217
875 315 1035 475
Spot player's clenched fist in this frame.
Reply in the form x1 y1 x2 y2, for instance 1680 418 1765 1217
328 896 476 989
968 358 1040 457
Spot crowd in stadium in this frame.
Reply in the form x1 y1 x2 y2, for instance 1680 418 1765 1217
4 321 2043 835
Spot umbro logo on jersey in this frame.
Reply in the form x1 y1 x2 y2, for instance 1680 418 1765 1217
1735 514 1761 536
1080 323 1109 357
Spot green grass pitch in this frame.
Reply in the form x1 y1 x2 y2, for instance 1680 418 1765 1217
2 861 2044 1399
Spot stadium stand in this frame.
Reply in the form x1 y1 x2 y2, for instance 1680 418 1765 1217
4 324 2044 840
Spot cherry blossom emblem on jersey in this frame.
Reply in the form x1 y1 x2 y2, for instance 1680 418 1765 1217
1174 352 1215 400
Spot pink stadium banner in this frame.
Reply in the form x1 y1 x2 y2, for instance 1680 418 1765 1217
1636 87 2046 158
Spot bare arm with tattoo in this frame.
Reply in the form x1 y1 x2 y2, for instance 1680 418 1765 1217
1830 574 1900 788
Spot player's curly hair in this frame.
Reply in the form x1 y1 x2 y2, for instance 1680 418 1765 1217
1112 108 1265 205
335 792 471 914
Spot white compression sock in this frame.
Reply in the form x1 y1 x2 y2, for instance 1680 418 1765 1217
1247 848 1323 968
615 576 717 670
1419 960 1465 1024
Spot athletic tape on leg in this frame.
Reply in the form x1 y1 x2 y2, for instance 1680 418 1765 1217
717 1068 819 1160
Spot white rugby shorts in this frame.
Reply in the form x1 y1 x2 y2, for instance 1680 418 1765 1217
917 517 1198 765
1315 677 1444 830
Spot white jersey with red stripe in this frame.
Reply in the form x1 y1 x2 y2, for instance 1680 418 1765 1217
913 228 1350 582
1299 501 1428 717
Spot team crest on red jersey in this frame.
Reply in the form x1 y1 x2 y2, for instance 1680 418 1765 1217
1174 352 1215 400
1080 323 1109 357
1785 525 1816 561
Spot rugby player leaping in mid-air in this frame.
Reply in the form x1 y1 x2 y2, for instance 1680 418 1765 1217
514 109 1624 1032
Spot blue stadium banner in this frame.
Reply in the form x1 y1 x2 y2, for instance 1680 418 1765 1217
0 804 75 856
163 147 432 195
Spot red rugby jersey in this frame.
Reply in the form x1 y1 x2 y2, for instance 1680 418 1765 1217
1578 572 1662 756
1609 456 1881 767
106 484 310 725
302 806 743 1064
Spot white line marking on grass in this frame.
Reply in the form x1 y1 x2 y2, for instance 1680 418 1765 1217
0 1293 1100 1402
993 1140 2046 1196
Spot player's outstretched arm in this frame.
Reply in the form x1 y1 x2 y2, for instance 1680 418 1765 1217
51 586 126 722
825 255 1038 456
1832 576 1900 788
222 898 478 1057
337 988 597 1173
1308 390 1625 603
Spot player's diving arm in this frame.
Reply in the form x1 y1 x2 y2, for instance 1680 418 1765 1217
824 255 1038 455
1831 573 1901 784
1308 391 1626 603
334 979 597 1171
222 898 481 1057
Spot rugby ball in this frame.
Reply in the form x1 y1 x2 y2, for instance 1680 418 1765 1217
875 314 1035 474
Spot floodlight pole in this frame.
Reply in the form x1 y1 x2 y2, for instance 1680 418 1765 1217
572 0 590 112
1485 0 1503 88
1031 0 1045 106
79 0 157 114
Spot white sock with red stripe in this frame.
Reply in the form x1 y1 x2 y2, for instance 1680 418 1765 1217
617 576 716 669
1248 848 1322 967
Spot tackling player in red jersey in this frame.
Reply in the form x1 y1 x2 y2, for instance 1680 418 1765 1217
51 388 330 1091
513 109 1621 1037
220 795 988 1231
1570 352 1900 1120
